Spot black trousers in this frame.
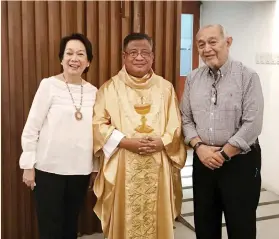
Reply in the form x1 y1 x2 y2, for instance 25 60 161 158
193 145 261 239
34 169 90 239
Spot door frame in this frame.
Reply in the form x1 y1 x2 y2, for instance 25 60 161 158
182 1 201 70
178 1 201 101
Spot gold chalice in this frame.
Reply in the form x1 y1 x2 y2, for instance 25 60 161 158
134 103 154 133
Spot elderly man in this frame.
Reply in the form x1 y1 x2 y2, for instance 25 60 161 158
93 33 186 239
180 24 264 239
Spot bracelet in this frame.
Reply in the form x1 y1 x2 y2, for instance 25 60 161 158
193 142 206 151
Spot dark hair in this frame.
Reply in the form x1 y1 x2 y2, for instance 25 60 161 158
123 33 153 50
59 33 93 73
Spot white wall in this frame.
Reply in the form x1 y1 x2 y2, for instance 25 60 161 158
201 1 279 194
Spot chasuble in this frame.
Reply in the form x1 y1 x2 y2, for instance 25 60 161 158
93 67 186 239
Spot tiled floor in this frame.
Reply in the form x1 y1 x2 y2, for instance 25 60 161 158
79 221 196 239
80 150 279 239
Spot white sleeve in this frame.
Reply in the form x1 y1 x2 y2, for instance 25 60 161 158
103 129 125 158
19 79 52 169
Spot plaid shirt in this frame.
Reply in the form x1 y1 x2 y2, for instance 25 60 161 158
180 58 264 153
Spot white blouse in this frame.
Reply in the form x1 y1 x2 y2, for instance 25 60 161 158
19 76 98 175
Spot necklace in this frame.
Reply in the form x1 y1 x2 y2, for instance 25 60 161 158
63 74 83 121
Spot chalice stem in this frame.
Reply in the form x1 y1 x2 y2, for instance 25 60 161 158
141 115 147 128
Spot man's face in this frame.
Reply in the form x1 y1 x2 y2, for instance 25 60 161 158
196 26 232 70
123 39 154 78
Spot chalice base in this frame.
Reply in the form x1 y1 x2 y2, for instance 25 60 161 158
135 124 154 133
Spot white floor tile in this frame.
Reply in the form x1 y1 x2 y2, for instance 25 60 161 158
256 218 279 239
181 177 192 187
259 191 279 203
185 150 193 166
174 221 196 239
181 166 193 177
181 201 194 215
183 188 194 199
257 203 279 218
222 226 228 239
221 219 279 239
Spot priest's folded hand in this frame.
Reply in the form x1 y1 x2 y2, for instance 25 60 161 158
138 137 164 155
119 138 150 154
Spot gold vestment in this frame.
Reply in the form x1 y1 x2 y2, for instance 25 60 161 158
93 67 186 239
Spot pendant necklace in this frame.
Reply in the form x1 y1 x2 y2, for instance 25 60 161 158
63 74 83 121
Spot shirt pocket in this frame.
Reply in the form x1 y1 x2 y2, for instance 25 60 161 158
217 90 242 131
218 90 242 111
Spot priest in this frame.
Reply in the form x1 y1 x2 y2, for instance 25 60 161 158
93 33 186 239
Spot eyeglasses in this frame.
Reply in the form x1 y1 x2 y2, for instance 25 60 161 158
124 50 152 59
211 82 217 105
209 69 222 106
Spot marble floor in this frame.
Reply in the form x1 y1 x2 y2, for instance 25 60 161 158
79 221 196 239
80 150 279 239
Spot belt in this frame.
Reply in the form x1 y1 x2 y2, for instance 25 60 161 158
210 138 259 150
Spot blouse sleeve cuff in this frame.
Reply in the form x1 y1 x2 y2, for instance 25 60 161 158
19 151 36 169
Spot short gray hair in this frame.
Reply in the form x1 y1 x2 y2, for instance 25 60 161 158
197 24 230 39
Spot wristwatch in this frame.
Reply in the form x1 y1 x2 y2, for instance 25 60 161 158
193 142 206 151
219 148 231 161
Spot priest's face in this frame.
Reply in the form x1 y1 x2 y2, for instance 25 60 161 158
123 39 154 78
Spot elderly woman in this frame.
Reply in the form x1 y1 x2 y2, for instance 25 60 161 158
19 33 98 239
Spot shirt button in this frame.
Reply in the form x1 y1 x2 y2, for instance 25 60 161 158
209 128 213 131
211 113 214 116
211 143 214 145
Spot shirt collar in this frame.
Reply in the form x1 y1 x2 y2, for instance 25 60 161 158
207 58 231 78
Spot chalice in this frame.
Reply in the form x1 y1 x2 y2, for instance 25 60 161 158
134 103 154 133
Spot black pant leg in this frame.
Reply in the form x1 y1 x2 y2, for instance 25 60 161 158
34 169 66 239
193 154 223 239
220 146 261 239
63 174 90 239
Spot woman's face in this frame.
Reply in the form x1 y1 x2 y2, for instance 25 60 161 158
61 40 89 76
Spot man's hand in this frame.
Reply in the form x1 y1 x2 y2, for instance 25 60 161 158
23 168 36 190
196 145 224 170
88 172 98 191
138 137 164 155
119 138 150 154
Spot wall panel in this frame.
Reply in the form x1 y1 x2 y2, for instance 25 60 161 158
1 1 184 238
